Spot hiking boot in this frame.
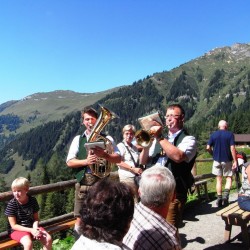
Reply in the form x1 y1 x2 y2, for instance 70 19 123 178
216 198 223 207
222 189 230 207
223 198 229 206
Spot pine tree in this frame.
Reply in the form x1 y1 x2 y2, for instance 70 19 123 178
65 188 75 214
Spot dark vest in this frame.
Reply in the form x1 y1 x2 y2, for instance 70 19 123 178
72 134 88 175
165 129 196 194
78 134 88 160
76 132 107 173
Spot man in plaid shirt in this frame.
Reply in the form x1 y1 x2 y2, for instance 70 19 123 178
123 165 181 250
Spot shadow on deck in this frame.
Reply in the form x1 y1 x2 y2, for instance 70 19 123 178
179 192 248 250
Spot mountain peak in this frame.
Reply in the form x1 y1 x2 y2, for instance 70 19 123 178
205 42 250 61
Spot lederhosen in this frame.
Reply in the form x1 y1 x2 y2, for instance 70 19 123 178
73 134 102 217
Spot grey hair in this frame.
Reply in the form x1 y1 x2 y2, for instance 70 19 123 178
122 124 136 134
218 120 228 129
139 165 176 207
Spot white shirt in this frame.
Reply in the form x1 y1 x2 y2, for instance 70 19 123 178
71 235 124 250
149 130 197 167
117 141 139 178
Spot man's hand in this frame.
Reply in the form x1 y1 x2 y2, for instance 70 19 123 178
148 120 163 138
131 167 143 175
149 125 163 139
232 161 238 170
86 151 97 164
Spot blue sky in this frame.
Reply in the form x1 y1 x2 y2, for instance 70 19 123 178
0 1 249 105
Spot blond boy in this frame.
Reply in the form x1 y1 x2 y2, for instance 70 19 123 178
5 177 52 250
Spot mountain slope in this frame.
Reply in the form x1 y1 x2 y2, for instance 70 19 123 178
1 42 250 185
147 43 250 123
0 88 121 135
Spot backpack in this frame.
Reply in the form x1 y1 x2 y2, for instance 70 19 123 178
235 151 247 190
237 151 247 163
236 151 247 173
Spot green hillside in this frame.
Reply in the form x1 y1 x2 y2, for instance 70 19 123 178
1 42 250 235
0 88 121 135
0 42 250 187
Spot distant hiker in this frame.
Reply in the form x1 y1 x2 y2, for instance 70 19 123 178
206 120 238 207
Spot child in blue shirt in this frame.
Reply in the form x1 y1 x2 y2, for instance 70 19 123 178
5 177 52 250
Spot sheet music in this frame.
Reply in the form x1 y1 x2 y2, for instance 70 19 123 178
138 112 163 130
84 141 105 151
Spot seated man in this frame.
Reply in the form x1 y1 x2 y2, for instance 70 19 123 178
71 178 134 250
123 165 181 250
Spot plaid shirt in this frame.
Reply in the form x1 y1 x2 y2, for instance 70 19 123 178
123 203 181 250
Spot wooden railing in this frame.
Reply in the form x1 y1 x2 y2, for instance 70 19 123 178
0 172 119 241
1 156 249 241
0 180 77 241
0 179 77 202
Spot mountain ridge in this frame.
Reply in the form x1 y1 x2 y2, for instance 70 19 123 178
0 87 122 135
1 42 250 185
1 42 250 136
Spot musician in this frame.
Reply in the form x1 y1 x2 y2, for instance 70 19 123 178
66 106 121 237
143 104 197 228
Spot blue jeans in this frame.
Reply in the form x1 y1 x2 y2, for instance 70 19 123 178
238 195 250 211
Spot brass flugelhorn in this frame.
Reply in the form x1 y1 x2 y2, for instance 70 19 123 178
135 111 164 148
135 129 153 148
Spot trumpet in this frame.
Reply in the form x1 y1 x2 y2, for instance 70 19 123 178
135 111 165 148
135 129 153 148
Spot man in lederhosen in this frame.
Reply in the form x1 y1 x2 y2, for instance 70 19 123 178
143 104 197 229
66 106 121 237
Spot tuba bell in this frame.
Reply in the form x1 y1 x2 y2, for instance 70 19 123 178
87 104 118 178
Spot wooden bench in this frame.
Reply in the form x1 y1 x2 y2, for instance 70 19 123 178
195 179 210 201
216 201 250 247
0 218 76 250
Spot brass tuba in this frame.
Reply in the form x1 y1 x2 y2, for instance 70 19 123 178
87 105 118 178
